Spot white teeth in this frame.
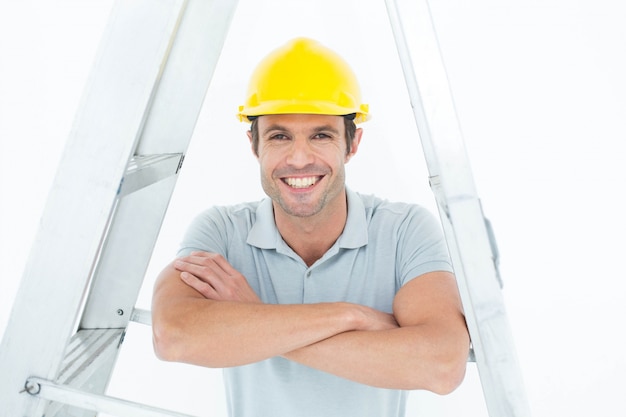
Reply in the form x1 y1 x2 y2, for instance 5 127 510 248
285 176 318 188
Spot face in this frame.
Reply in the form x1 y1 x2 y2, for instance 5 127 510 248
249 114 362 220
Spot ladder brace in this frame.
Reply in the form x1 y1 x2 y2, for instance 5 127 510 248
24 377 198 417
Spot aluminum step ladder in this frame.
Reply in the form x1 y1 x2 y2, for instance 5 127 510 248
0 0 531 416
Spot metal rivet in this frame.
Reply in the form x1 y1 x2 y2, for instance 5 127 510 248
117 309 124 316
22 380 41 395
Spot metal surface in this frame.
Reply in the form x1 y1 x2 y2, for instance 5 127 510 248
79 175 178 330
46 329 125 417
57 329 125 387
0 1 186 414
0 0 529 415
26 377 198 417
0 0 238 415
130 308 153 326
118 154 184 197
385 0 531 416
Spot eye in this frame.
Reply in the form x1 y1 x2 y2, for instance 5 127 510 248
312 133 332 140
269 133 289 140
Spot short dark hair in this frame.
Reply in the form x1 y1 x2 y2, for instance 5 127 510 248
249 115 357 156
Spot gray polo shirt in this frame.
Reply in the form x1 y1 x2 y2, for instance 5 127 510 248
178 188 453 417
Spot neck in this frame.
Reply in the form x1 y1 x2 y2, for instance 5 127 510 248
274 192 348 267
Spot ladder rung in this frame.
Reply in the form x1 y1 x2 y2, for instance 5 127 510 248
118 153 184 197
130 308 152 326
24 377 198 417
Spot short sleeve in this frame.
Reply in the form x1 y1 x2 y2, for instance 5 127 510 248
396 205 453 286
176 207 230 258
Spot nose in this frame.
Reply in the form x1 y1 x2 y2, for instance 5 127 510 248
285 137 315 168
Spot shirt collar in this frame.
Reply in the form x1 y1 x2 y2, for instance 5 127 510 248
247 197 280 249
338 187 369 249
246 187 368 250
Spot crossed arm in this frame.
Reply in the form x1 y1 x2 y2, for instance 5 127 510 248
151 251 470 394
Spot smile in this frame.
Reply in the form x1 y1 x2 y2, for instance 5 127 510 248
283 176 322 189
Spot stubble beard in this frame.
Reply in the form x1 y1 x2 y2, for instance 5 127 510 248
261 168 346 219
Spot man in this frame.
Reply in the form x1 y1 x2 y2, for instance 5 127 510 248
152 37 470 417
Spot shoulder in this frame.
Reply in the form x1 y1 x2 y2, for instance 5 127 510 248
191 200 264 228
353 191 447 252
355 192 438 226
178 200 265 255
349 191 452 284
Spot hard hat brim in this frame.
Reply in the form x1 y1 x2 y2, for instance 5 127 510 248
237 101 370 124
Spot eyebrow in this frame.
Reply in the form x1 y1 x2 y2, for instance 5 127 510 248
261 124 341 136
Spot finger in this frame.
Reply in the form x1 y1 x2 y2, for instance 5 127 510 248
178 253 229 274
210 253 240 276
175 258 231 292
180 272 218 299
175 254 211 269
186 252 236 277
184 253 237 281
177 250 216 263
188 251 224 264
173 259 202 274
174 258 218 276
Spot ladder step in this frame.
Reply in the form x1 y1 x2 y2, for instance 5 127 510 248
58 328 124 387
25 377 198 417
42 329 124 416
118 153 184 197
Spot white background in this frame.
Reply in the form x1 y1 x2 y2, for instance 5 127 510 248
1 0 625 416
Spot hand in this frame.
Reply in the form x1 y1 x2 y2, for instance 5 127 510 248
174 251 261 303
352 304 399 331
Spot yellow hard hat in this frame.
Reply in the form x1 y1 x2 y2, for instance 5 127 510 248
237 37 370 123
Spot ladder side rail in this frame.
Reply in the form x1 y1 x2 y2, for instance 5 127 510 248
385 0 531 416
0 1 187 415
79 176 179 330
98 1 244 330
58 1 239 415
136 0 241 155
81 0 239 330
68 2 238 415
61 180 179 417
446 198 531 417
432 178 529 416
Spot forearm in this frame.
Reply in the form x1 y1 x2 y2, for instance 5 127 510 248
153 260 396 368
154 257 469 393
152 269 358 367
282 323 468 392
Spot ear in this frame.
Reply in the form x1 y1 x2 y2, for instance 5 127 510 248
247 129 259 158
345 128 363 163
